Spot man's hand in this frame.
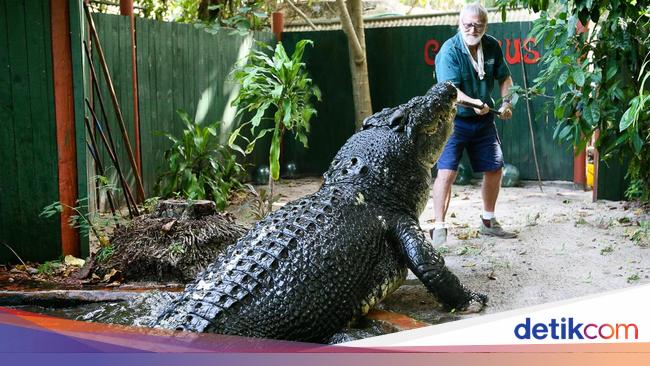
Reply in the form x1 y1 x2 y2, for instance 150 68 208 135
473 101 490 115
498 102 513 120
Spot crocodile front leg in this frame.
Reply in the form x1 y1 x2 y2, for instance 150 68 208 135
392 216 487 312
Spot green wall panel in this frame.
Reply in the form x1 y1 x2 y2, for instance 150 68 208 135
0 0 61 263
134 17 274 195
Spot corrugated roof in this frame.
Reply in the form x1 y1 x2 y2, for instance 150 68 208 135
285 8 538 32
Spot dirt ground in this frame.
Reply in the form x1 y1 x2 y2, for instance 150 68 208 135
254 177 650 321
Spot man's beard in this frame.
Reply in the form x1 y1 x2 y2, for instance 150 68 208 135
463 32 484 46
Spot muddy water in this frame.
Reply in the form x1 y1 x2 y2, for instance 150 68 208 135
8 291 177 327
6 289 446 344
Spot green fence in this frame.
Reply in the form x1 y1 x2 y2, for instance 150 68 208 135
0 0 61 262
91 15 274 198
283 23 575 180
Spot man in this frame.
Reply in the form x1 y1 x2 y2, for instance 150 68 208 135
431 3 516 245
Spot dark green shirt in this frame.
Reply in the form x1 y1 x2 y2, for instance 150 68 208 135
435 32 510 118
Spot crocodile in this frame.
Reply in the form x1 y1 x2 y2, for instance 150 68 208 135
154 82 487 342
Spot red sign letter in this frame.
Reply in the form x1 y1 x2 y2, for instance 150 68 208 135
505 38 522 64
523 37 541 64
424 39 440 66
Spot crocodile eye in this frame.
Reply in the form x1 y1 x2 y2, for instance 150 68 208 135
350 157 358 165
360 166 369 175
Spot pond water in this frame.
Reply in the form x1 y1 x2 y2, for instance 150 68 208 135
6 291 402 344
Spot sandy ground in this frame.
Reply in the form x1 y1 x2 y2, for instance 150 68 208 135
257 177 650 323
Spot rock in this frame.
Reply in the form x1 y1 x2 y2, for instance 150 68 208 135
64 255 85 267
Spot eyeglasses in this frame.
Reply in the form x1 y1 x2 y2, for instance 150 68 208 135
461 22 486 31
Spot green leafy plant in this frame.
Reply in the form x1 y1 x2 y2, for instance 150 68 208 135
497 0 650 200
600 244 614 255
96 244 114 263
135 0 270 32
167 242 187 259
37 260 63 275
629 220 650 247
627 273 640 283
212 1 269 32
230 40 321 210
142 196 160 214
40 197 118 245
155 110 245 210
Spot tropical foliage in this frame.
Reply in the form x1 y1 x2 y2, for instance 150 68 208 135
135 0 270 30
229 40 321 182
155 111 245 210
497 0 650 200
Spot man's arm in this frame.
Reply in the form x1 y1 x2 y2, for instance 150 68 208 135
498 76 514 120
455 88 491 115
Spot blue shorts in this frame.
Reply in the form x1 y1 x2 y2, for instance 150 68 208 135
436 114 504 173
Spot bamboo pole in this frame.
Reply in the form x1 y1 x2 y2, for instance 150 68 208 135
85 99 139 217
83 1 145 202
83 117 118 217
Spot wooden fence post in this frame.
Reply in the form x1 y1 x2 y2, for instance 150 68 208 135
272 11 284 42
51 0 80 257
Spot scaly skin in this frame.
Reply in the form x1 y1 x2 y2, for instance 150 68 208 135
155 82 487 342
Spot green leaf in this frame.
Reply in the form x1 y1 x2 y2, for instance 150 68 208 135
271 84 283 99
558 70 569 87
632 130 643 154
228 125 243 147
606 63 618 81
230 143 245 156
296 132 309 148
269 129 281 181
282 100 292 126
573 69 586 87
251 101 271 127
245 128 274 154
582 104 600 126
313 86 322 101
619 97 640 131
558 123 573 140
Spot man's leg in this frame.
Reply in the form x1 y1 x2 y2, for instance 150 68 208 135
431 169 457 245
480 168 517 238
481 168 502 212
432 117 467 245
434 169 458 221
467 118 516 239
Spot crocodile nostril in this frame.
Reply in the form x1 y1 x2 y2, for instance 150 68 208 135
350 158 358 165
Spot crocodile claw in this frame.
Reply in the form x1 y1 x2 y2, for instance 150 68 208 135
459 292 488 314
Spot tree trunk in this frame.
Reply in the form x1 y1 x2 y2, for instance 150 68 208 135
337 0 372 130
